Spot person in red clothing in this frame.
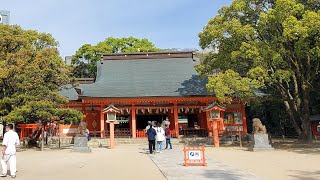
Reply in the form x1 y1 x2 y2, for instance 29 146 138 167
165 125 172 150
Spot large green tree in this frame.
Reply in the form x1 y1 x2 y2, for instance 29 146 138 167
197 0 320 142
0 24 84 124
72 36 159 78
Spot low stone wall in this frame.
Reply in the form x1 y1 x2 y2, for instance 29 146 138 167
50 137 74 144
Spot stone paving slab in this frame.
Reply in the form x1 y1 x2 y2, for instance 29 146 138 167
148 146 261 180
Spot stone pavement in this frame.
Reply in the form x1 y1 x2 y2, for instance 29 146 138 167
16 146 165 180
148 145 261 180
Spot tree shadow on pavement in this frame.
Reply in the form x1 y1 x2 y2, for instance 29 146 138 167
288 170 320 180
203 169 252 180
272 142 320 155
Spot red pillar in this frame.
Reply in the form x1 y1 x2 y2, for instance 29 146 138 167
241 103 247 133
173 106 179 136
168 111 174 130
100 111 105 138
20 128 24 140
131 108 136 138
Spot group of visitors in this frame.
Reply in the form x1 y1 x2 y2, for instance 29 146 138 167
146 120 172 154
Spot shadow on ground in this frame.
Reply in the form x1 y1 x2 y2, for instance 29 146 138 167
289 170 320 180
203 169 252 180
272 142 320 155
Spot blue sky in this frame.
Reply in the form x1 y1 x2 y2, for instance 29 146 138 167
2 0 233 57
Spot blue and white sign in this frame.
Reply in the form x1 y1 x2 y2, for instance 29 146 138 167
188 150 201 160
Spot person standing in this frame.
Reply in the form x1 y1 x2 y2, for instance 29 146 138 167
155 123 165 153
86 128 91 141
146 124 157 154
165 125 172 150
1 124 20 178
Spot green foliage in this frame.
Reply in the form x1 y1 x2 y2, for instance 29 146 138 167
206 70 262 103
55 108 85 125
198 0 320 141
71 36 159 78
0 24 83 124
2 101 84 124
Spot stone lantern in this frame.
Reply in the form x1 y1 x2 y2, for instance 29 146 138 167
202 101 226 147
102 104 120 149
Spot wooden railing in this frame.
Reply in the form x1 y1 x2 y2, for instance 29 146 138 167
136 130 177 138
136 130 146 138
106 128 131 138
88 130 102 138
17 123 60 139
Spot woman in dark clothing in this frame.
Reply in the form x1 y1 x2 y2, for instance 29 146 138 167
165 125 172 149
146 125 157 154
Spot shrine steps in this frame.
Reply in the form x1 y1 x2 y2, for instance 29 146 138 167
45 136 250 148
88 138 182 147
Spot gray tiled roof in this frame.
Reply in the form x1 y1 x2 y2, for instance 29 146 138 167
59 84 90 101
202 101 226 111
81 57 210 98
59 85 79 101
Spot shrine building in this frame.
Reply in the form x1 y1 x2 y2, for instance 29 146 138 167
62 51 247 138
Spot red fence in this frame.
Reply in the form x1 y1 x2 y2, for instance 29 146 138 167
136 130 177 138
18 123 60 139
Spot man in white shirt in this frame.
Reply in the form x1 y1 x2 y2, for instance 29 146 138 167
1 124 20 178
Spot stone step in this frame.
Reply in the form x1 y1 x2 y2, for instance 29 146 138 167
88 138 182 147
47 136 238 148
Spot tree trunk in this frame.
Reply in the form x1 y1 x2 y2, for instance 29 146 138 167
299 85 313 143
283 101 313 143
283 101 302 135
300 117 313 143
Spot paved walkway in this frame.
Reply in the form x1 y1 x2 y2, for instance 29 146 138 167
16 145 165 180
147 145 260 180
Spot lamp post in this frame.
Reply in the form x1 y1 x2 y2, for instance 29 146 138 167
202 102 226 148
102 105 120 149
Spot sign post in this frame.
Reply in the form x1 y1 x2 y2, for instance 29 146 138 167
183 145 207 166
